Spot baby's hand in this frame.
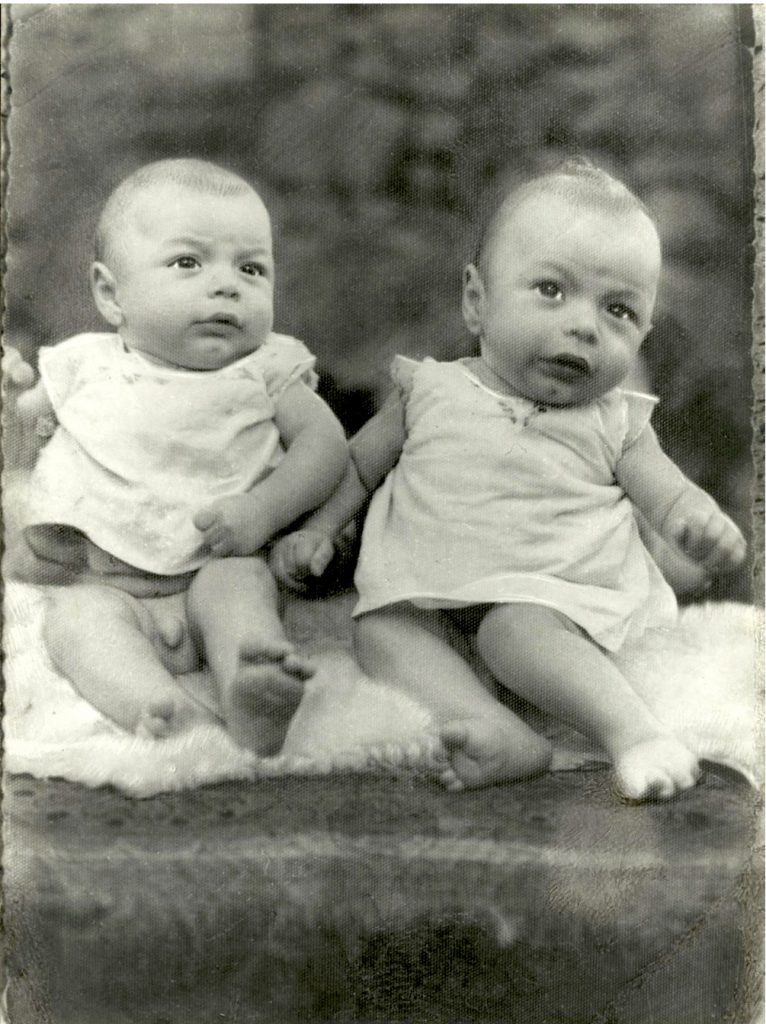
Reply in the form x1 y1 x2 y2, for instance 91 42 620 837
3 347 35 393
3 346 46 468
270 529 335 591
667 491 746 575
194 496 272 557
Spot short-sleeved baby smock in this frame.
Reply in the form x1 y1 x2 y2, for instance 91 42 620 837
24 331 317 576
353 356 677 651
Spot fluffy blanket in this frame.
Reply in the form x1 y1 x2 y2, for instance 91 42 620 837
3 581 762 797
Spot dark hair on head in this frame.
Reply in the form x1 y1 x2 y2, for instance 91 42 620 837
94 158 261 266
472 156 656 274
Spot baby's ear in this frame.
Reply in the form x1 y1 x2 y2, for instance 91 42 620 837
90 262 123 327
462 264 485 336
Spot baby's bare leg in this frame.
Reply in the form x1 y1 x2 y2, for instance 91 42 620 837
476 604 699 801
5 525 86 587
354 603 551 790
43 584 210 737
187 557 312 756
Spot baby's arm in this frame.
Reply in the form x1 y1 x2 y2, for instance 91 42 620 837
16 378 54 428
271 391 407 588
193 380 348 557
615 425 746 575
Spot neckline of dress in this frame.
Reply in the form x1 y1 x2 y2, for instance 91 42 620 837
457 360 536 406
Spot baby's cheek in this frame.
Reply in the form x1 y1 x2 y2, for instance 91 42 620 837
603 346 634 390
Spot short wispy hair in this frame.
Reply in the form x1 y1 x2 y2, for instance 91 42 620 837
94 158 261 267
473 157 657 276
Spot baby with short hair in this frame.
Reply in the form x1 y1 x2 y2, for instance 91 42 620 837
9 158 348 754
274 160 746 800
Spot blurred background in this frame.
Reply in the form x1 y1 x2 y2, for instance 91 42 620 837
4 4 757 600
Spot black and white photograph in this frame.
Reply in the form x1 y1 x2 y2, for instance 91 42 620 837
1 5 762 1023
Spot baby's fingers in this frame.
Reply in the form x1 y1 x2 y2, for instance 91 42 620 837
3 348 35 390
701 518 747 573
193 509 234 555
675 512 746 573
193 507 219 533
271 532 334 590
270 537 308 590
309 539 335 578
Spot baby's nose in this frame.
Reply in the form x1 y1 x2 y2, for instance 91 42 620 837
567 324 598 345
565 308 598 344
209 270 239 298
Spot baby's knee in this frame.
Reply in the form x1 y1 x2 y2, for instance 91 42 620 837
352 608 404 662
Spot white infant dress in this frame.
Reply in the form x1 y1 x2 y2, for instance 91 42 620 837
24 332 317 576
354 357 677 651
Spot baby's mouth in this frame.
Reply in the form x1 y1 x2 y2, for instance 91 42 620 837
543 354 591 378
197 314 241 330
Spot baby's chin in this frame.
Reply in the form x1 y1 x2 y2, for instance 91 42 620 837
147 337 263 372
531 378 613 408
183 334 262 371
534 361 630 407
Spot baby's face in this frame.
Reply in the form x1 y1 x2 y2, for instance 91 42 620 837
98 184 274 370
463 193 661 405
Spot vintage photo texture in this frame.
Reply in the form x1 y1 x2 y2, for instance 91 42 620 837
2 5 761 1024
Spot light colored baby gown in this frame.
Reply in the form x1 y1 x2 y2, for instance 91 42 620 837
24 331 317 576
354 356 677 651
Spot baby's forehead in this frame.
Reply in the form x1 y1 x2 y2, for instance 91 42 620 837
99 179 270 271
490 192 660 264
126 180 266 224
504 187 652 234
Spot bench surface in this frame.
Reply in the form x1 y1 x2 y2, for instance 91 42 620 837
4 764 762 1024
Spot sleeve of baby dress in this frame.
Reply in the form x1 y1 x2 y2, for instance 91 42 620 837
620 389 660 451
390 355 420 401
37 334 95 411
259 333 318 399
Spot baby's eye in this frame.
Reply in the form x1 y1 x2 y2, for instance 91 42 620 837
535 280 563 301
241 262 266 277
170 255 200 270
607 302 639 325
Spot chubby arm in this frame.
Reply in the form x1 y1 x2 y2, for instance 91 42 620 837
193 379 348 556
271 391 407 587
615 424 746 575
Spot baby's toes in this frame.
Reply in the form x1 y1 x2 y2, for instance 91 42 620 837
281 652 316 680
438 765 466 792
615 738 699 802
136 698 175 739
239 639 295 665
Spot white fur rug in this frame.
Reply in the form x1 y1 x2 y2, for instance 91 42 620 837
3 581 762 797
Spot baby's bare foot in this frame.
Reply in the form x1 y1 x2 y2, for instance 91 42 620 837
439 718 551 792
132 688 216 740
614 736 700 801
135 696 177 739
224 640 313 756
